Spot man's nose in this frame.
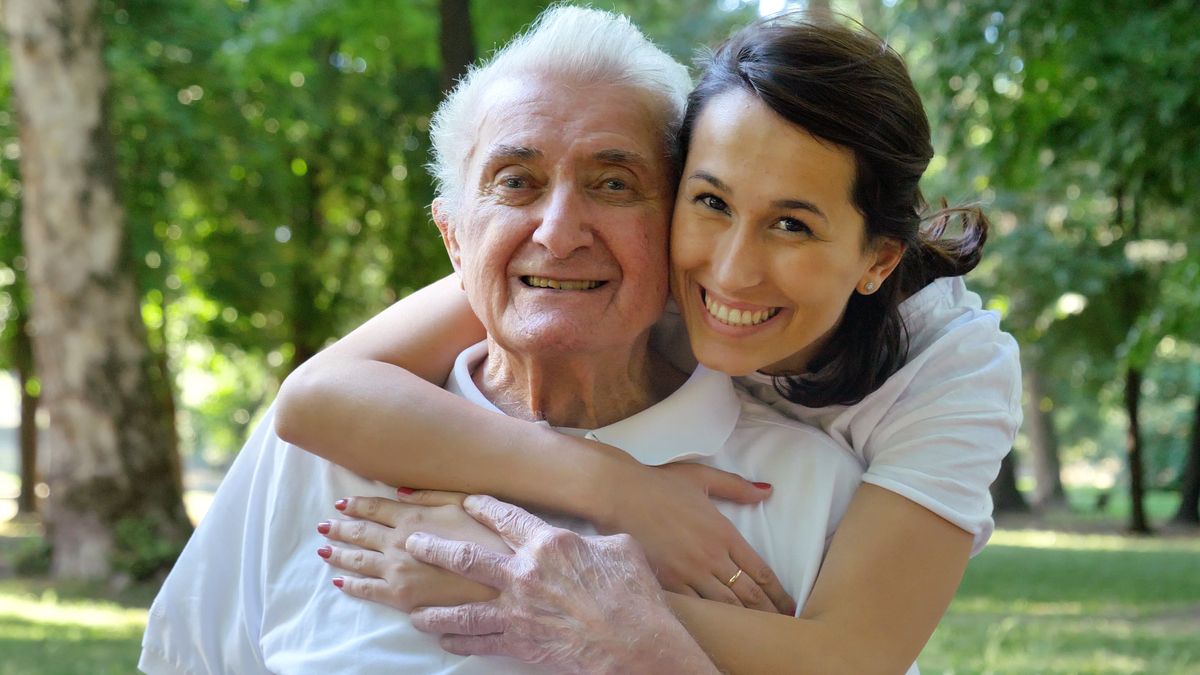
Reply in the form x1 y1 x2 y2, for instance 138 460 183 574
711 224 764 291
531 185 593 259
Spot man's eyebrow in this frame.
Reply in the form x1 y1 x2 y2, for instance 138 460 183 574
484 144 543 164
689 170 827 221
593 148 649 169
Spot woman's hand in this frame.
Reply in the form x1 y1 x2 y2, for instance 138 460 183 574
407 495 719 675
317 490 508 611
595 461 796 615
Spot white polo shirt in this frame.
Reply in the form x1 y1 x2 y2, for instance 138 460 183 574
140 344 863 674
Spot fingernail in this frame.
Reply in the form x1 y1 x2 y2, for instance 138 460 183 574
332 577 344 588
753 482 772 490
317 545 332 559
334 499 347 511
397 487 414 496
317 521 331 534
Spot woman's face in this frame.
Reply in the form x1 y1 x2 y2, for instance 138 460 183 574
670 88 901 377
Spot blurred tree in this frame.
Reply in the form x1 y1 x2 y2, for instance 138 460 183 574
3 0 191 578
0 48 39 516
911 0 1200 531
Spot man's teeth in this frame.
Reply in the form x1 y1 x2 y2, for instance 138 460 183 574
524 276 601 291
705 294 779 327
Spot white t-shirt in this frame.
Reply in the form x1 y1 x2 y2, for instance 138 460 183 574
139 344 864 674
654 276 1022 554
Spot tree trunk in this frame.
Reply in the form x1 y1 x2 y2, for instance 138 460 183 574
990 451 1029 513
1171 392 1200 526
1124 367 1151 533
14 308 39 515
439 0 476 95
1023 368 1066 507
4 0 192 579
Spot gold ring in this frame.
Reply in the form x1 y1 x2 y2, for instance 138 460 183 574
726 569 743 587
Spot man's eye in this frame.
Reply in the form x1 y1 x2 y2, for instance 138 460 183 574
603 178 628 191
696 194 728 213
499 176 527 189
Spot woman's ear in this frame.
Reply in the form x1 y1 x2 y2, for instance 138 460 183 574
858 239 905 294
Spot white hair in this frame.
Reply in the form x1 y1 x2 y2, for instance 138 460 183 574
427 5 693 210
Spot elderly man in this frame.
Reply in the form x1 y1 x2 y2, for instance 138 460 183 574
140 7 861 674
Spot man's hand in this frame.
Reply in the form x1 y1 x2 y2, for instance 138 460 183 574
407 495 719 674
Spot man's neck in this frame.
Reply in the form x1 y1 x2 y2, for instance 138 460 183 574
474 335 686 428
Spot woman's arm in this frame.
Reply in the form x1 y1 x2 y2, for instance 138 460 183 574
409 488 970 675
275 274 792 611
276 274 625 516
669 484 972 674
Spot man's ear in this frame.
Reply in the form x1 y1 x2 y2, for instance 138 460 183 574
858 238 905 294
432 198 463 276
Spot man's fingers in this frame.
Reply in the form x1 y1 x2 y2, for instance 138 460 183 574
462 495 547 549
675 463 771 505
393 489 468 507
405 532 510 588
410 602 506 636
438 633 509 658
321 544 385 579
731 545 795 615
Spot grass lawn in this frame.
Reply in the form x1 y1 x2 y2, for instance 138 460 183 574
1 507 1198 673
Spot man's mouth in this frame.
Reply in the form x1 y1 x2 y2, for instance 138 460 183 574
701 288 780 327
522 275 606 291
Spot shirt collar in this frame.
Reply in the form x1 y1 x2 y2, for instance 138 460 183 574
445 341 742 466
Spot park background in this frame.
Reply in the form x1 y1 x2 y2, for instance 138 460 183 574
0 0 1198 672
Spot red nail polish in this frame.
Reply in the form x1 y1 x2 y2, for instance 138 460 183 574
397 487 414 496
317 521 331 534
332 577 344 589
753 482 772 490
334 499 347 511
317 546 332 559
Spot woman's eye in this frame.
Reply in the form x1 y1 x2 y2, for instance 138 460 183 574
774 217 813 235
697 194 728 213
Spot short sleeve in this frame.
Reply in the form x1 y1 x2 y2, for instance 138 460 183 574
139 408 282 674
861 316 1022 555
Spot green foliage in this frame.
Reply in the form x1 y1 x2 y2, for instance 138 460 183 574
12 537 51 577
110 517 185 582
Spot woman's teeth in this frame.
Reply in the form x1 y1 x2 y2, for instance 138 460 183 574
524 276 602 291
705 294 779 327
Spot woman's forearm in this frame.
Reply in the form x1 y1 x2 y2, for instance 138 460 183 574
279 357 636 520
667 594 872 675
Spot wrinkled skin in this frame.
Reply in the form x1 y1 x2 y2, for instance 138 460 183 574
406 495 719 674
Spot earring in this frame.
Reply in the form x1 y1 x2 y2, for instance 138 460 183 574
864 281 876 293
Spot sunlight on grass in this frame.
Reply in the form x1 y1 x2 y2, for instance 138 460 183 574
0 589 147 633
991 528 1200 553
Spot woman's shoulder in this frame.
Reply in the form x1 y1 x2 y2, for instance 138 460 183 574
736 276 1022 449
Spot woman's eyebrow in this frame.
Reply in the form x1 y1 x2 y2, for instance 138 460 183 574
689 170 827 221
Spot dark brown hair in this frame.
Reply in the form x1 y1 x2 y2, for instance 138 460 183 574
678 15 988 407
